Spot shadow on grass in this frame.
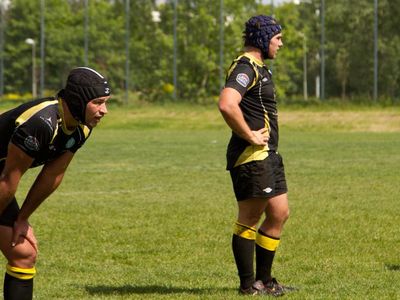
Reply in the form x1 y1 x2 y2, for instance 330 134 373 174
85 284 234 296
385 264 400 271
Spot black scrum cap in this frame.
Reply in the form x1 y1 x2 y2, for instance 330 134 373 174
59 67 110 123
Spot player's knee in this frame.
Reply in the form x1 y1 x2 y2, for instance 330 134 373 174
241 212 263 227
282 207 290 222
8 244 38 268
273 206 289 224
278 207 290 224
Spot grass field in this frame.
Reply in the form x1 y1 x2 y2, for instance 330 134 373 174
1 103 400 299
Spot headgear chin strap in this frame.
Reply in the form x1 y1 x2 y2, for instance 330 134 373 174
244 15 282 59
59 67 111 123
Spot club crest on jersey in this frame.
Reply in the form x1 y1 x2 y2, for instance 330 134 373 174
65 137 75 149
24 136 40 151
236 73 250 88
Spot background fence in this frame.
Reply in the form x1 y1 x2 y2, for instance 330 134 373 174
0 0 399 104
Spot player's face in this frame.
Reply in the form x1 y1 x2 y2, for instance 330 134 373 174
85 96 109 128
268 33 283 59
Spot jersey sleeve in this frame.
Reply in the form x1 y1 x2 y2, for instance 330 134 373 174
224 62 256 97
11 115 54 158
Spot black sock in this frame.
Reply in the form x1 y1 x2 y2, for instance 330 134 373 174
232 234 255 289
232 222 257 289
255 244 276 282
4 273 33 300
255 230 280 283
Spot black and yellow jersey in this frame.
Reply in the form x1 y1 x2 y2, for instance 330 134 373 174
224 53 279 170
0 97 91 168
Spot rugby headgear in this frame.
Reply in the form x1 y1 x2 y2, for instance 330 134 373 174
243 15 282 59
58 67 110 123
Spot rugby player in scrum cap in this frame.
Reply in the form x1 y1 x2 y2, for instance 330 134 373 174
0 67 110 300
219 15 295 296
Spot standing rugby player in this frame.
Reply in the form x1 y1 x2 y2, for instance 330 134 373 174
0 67 110 300
219 15 292 296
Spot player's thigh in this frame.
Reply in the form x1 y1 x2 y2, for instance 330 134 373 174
266 193 289 221
0 225 37 268
237 198 269 227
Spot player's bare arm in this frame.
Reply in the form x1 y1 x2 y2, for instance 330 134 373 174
12 151 75 247
12 151 74 247
0 144 33 214
218 87 269 146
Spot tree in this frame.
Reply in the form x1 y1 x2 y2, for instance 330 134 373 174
1 0 399 102
4 0 40 94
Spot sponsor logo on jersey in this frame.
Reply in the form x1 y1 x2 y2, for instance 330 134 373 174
40 116 53 131
65 137 76 149
24 136 40 151
236 73 250 88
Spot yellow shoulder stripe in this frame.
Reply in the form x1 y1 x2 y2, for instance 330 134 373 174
79 124 91 138
241 52 264 67
15 100 58 127
226 54 260 91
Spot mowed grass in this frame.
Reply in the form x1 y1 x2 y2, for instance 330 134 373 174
1 103 400 299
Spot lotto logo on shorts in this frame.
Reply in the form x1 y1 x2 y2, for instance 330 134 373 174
263 187 273 194
236 73 250 88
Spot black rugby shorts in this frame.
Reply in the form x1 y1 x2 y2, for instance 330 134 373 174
229 151 288 201
0 199 19 227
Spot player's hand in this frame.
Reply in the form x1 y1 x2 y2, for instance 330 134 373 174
249 127 269 146
11 219 38 251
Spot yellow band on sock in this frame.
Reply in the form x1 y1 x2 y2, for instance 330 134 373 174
256 232 280 251
233 222 256 240
6 264 36 280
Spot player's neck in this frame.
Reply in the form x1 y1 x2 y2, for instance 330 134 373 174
60 100 80 130
243 47 264 62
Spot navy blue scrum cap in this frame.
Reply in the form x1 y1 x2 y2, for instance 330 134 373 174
243 15 282 59
59 67 110 123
